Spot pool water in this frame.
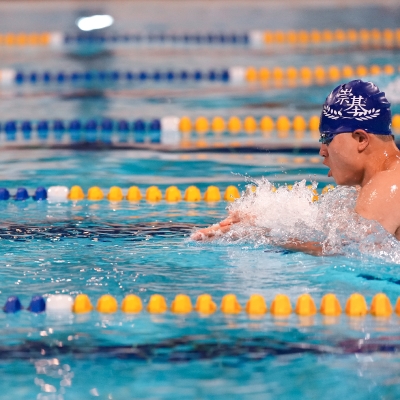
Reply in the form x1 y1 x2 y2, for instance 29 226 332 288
2 1 400 399
0 151 399 399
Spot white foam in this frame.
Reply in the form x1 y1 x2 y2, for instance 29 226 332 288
208 178 400 263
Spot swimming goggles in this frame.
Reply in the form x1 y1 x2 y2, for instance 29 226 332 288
319 132 334 145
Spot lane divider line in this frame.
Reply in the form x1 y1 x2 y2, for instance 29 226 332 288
0 64 397 85
0 184 335 203
3 292 396 318
1 28 400 48
1 114 400 146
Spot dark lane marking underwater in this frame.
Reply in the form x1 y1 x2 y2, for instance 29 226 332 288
0 335 399 362
0 222 204 241
358 273 400 286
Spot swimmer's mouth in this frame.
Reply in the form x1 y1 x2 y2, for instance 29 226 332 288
328 170 332 177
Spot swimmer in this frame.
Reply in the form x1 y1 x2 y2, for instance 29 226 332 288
192 80 400 255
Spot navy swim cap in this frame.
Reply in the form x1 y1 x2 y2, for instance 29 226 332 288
319 80 392 144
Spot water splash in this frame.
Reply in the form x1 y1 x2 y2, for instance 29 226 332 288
213 178 400 263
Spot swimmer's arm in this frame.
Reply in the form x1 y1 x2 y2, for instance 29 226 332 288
191 212 242 240
192 215 324 256
193 222 324 255
278 239 323 256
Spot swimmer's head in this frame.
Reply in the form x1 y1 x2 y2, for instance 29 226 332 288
319 80 392 145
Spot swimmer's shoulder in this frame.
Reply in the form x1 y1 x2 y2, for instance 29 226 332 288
359 167 400 200
363 155 400 186
356 167 400 236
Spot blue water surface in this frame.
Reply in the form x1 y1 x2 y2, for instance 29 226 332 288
0 151 397 399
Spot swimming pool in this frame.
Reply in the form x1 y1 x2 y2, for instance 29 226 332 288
2 1 400 399
0 150 398 399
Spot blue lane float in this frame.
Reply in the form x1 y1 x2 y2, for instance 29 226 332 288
133 119 146 143
33 187 47 201
85 120 98 143
28 296 46 313
0 188 10 200
69 119 82 143
149 119 161 143
15 187 29 201
117 119 130 143
37 120 49 140
5 121 17 141
3 296 23 313
21 121 32 140
100 119 113 143
53 120 65 141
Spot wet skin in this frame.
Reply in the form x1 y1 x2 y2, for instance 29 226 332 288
192 129 400 255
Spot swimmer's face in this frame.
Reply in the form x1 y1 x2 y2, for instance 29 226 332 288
319 131 365 185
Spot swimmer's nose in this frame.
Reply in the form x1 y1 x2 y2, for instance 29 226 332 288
319 144 328 158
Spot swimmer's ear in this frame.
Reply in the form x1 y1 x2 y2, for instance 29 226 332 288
352 129 369 152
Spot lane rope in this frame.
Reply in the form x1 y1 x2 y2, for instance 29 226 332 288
3 292 395 318
0 184 335 203
1 28 400 48
0 64 397 85
2 115 400 145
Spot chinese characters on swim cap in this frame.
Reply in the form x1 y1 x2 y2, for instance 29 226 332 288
323 87 381 121
319 80 392 136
